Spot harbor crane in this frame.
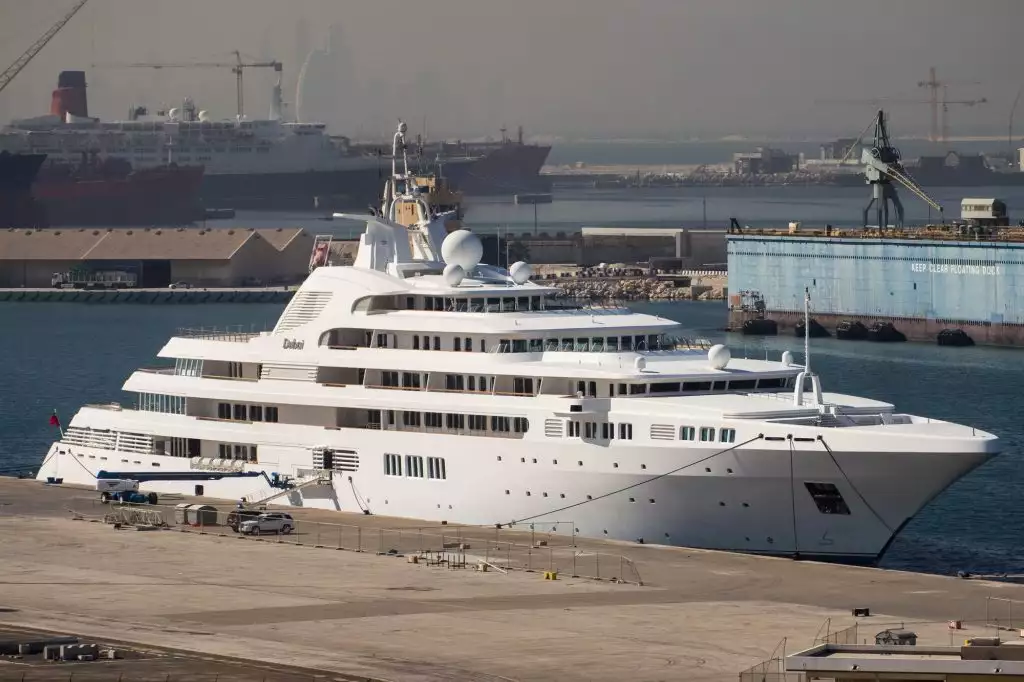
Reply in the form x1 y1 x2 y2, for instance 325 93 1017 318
94 51 282 118
839 110 944 231
919 67 986 142
0 0 90 96
818 94 987 143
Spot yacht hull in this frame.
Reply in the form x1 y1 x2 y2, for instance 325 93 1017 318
37 423 993 564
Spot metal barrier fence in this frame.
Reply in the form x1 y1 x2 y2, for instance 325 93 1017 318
986 596 1024 632
737 657 802 682
75 500 643 585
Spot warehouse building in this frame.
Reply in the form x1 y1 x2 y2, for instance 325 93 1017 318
0 226 314 288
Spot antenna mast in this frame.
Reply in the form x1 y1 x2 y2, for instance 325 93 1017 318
804 287 811 376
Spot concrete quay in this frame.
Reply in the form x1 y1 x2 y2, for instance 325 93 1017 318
2 478 1023 682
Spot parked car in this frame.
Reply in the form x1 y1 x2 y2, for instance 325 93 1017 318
226 509 264 532
168 281 192 289
238 512 294 535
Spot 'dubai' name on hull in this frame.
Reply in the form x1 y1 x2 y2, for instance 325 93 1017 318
911 263 1001 276
282 338 305 350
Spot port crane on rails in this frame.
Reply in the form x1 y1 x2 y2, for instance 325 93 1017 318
93 51 282 118
837 110 944 232
0 0 90 96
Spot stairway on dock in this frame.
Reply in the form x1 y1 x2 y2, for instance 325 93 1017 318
241 473 332 507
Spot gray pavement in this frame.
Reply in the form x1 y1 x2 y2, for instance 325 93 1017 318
1 478 1022 682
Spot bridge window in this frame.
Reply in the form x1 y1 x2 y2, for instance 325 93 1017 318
720 428 736 443
680 426 696 441
618 423 633 440
729 379 757 390
700 427 716 442
469 415 487 431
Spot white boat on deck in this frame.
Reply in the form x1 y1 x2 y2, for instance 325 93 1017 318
37 123 1000 564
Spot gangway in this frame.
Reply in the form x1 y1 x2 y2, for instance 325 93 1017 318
241 472 331 507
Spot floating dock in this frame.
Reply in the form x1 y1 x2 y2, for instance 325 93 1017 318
728 226 1024 347
0 287 295 304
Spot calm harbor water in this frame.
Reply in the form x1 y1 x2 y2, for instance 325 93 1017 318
1 300 1020 576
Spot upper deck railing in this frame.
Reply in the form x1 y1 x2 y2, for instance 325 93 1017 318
175 325 268 342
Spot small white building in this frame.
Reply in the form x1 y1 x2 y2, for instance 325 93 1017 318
961 198 1009 227
1018 147 1024 172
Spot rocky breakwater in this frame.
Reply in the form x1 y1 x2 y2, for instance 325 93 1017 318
555 272 727 302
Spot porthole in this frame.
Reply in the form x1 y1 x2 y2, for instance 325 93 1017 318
629 497 635 503
578 461 583 466
705 467 711 472
505 490 510 495
742 502 749 508
586 495 593 500
649 498 656 504
727 468 733 474
719 501 726 506
560 494 566 499
613 462 618 468
526 491 531 496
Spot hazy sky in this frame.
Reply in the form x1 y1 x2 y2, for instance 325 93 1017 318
1 0 1020 141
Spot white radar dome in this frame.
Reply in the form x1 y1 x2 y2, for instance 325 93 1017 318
198 110 210 122
442 263 466 287
509 260 532 284
167 107 180 121
441 229 483 272
708 344 731 370
781 351 794 367
634 357 647 372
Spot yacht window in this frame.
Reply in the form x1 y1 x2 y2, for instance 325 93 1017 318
454 337 462 352
680 426 696 441
617 383 628 395
634 335 647 350
529 339 543 352
584 422 597 439
470 297 484 312
530 296 541 310
403 411 422 427
413 336 420 350
629 384 647 395
588 381 597 397
650 382 680 394
621 336 634 351
480 339 487 352
406 455 424 478
445 374 465 391
591 337 604 352
729 379 757 390
464 337 472 352
446 413 466 430
512 339 528 353
567 421 581 437
265 407 279 422
491 416 511 432
804 482 851 515
607 337 619 351
467 376 476 391
367 410 382 427
544 338 559 351
487 297 500 312
576 381 586 397
561 338 574 351
381 371 399 387
516 296 528 310
502 297 516 312
499 339 512 353
576 337 590 352
601 422 612 440
433 336 440 351
618 423 633 440
513 377 535 395
469 415 487 431
648 335 660 350
365 331 373 347
406 296 415 310
456 298 468 312
250 405 263 422
217 402 231 419
720 428 737 443
402 372 421 389
758 377 787 389
386 410 396 425
683 381 712 392
713 381 727 391
425 298 435 311
425 412 442 428
376 333 388 348
699 427 716 442
384 453 402 476
513 417 529 433
445 297 456 311
233 404 248 420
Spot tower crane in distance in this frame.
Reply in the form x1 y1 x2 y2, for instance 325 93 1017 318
0 0 90 96
94 51 282 118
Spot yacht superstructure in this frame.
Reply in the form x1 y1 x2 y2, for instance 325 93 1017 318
37 125 1000 564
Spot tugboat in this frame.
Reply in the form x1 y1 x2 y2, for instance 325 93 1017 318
741 318 778 336
867 322 907 343
795 318 830 338
937 329 974 347
835 320 869 341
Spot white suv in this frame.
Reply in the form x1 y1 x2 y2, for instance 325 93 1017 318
239 512 294 535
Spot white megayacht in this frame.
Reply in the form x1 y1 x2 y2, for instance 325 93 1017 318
37 126 1000 565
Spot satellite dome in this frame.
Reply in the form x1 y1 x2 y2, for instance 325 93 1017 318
634 357 647 372
509 261 532 284
781 350 794 367
708 344 731 370
442 263 466 287
398 120 408 134
167 107 180 121
198 110 210 122
440 229 483 272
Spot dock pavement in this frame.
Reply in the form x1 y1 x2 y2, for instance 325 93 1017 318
1 477 1022 681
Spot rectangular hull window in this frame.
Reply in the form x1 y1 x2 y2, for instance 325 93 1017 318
804 482 851 515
